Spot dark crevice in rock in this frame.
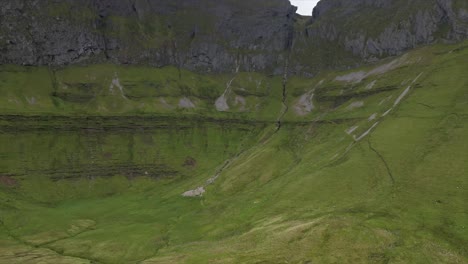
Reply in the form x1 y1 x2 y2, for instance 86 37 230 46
171 39 182 79
276 58 290 132
95 11 110 60
275 15 295 131
48 66 58 93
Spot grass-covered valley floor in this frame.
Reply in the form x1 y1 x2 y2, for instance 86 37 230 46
0 42 467 263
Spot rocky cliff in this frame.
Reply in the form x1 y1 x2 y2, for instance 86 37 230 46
292 0 468 73
1 0 468 74
0 0 296 73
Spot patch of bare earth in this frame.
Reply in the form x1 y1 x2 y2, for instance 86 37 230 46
0 176 18 187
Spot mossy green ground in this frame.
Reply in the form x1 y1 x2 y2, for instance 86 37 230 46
0 42 467 263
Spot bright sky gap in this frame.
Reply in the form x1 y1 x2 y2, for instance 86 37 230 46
290 0 320 16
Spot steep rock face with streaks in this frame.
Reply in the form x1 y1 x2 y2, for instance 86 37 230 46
2 0 468 75
0 0 296 73
291 0 468 74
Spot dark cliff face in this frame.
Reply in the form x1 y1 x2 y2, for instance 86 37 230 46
291 0 468 74
317 0 468 52
0 0 296 73
1 0 467 74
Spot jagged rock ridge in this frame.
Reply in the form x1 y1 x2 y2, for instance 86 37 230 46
292 0 468 73
0 0 296 73
1 0 467 73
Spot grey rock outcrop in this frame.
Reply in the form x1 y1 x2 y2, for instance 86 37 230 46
306 0 468 59
0 0 296 73
1 0 467 74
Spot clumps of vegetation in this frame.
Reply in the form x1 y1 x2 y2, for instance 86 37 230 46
0 41 467 263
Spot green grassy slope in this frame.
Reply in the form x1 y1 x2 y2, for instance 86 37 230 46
0 42 467 263
0 65 285 121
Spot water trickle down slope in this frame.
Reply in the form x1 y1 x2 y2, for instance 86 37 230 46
183 55 293 197
276 59 290 132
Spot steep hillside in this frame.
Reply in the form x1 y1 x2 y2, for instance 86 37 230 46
1 40 467 264
0 0 467 263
